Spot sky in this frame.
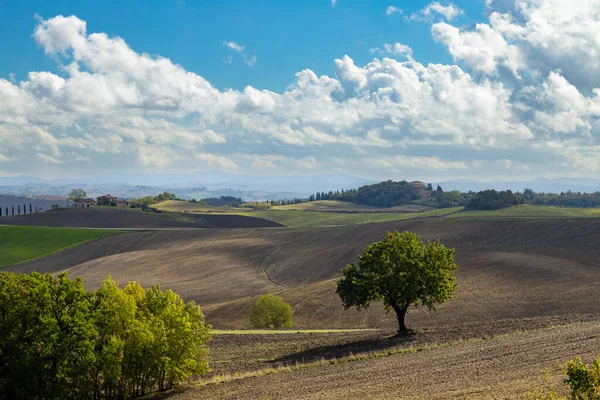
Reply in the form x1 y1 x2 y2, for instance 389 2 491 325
1 0 600 182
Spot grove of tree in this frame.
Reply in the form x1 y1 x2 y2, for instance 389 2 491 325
0 272 211 399
129 192 179 209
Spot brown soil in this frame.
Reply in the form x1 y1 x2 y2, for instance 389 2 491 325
162 318 600 399
8 217 600 398
207 313 599 377
2 208 282 229
9 219 600 331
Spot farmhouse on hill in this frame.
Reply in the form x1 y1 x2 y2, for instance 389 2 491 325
72 198 97 208
410 181 432 199
96 195 128 207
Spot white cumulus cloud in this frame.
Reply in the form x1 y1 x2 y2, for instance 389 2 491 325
2 5 600 181
410 2 463 22
386 6 403 16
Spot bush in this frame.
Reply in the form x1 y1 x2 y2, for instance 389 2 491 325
250 294 293 329
526 356 600 400
239 202 271 210
0 272 212 399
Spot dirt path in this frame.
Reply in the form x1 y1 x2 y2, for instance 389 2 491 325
260 245 286 291
165 319 600 399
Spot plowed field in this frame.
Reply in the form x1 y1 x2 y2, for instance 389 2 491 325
2 208 282 229
9 219 600 331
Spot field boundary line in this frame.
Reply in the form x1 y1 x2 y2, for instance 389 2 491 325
261 245 286 290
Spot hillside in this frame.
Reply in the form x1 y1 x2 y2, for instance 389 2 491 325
272 200 434 213
9 218 600 330
2 207 282 229
0 226 120 268
244 208 463 227
453 204 600 219
151 200 250 213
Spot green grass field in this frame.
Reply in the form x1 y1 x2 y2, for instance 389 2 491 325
154 200 462 227
447 205 600 219
272 200 433 213
273 200 378 211
0 226 120 268
212 329 376 335
247 207 464 227
152 200 249 214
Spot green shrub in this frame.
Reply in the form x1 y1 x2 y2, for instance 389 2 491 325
250 294 293 329
240 202 272 210
526 356 600 400
564 356 600 399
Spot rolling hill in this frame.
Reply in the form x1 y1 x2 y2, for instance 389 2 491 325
1 207 282 229
0 226 120 268
8 218 600 331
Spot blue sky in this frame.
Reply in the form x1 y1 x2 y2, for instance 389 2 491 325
1 0 600 181
0 0 485 91
0 0 485 92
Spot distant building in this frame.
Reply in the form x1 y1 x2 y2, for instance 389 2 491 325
410 181 432 199
73 198 97 208
96 195 118 206
96 194 127 206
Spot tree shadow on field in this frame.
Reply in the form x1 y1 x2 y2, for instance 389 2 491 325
270 330 418 367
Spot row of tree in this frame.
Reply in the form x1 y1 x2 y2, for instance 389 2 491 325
193 196 243 207
301 182 600 211
0 272 211 399
310 180 425 207
0 203 36 217
123 182 600 212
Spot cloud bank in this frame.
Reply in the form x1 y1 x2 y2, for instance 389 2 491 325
2 1 600 181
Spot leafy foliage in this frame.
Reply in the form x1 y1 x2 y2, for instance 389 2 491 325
198 196 243 207
526 356 600 400
239 202 272 210
308 180 420 207
564 356 600 400
250 294 293 329
67 188 87 201
0 272 211 399
523 188 600 208
129 192 179 209
466 189 521 210
336 231 458 332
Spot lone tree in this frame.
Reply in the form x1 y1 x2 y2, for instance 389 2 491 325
250 294 293 329
336 231 458 333
68 188 87 202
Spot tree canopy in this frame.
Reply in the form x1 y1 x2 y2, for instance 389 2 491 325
466 189 521 210
336 231 458 332
250 294 293 329
0 272 211 399
68 188 87 201
129 192 179 208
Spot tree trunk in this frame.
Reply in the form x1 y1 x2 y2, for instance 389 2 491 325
392 301 410 333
